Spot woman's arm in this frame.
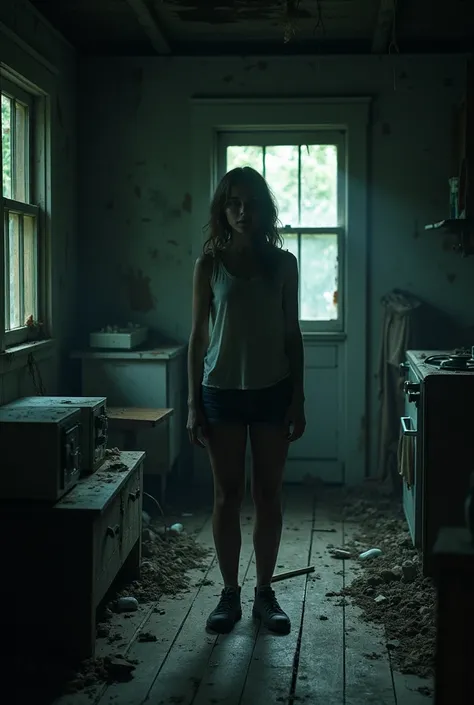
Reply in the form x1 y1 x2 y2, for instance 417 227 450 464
282 253 305 403
187 255 213 409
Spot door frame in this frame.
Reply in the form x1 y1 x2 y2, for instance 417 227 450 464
191 96 371 485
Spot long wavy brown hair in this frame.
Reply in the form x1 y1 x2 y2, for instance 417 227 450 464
203 167 283 256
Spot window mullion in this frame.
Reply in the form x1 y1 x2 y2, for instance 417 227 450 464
262 145 266 179
19 215 24 326
297 231 302 314
297 145 301 226
11 100 16 201
4 210 10 331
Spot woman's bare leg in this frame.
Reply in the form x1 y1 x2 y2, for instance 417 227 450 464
207 422 247 587
249 422 290 634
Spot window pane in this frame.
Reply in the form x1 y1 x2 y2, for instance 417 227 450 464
300 145 338 227
2 94 12 198
7 212 21 329
265 145 299 227
14 101 28 203
300 233 338 321
23 215 37 321
227 145 263 173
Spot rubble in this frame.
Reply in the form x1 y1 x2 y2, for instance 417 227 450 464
118 523 212 603
339 487 436 679
63 517 212 694
63 655 137 693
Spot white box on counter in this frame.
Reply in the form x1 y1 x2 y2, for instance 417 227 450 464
89 326 148 350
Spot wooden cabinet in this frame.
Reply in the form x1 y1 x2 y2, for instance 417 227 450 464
0 451 144 675
433 527 474 705
72 344 187 477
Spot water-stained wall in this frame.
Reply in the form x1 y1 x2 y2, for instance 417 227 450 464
78 54 474 474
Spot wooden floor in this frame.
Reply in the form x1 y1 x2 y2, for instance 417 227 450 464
55 488 434 705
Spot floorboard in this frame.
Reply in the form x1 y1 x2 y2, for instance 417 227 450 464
293 502 344 704
239 487 315 705
392 671 434 704
343 519 396 705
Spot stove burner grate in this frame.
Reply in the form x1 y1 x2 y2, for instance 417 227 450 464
425 348 474 370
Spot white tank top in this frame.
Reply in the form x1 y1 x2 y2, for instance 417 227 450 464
202 256 290 390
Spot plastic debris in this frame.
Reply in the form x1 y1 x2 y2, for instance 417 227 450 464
169 523 184 534
359 548 382 560
116 596 139 613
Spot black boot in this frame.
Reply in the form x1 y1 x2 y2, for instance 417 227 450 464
206 586 242 634
252 586 291 634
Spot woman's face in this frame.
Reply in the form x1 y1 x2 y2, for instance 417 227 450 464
224 184 262 237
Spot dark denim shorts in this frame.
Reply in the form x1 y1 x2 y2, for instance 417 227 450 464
201 376 293 425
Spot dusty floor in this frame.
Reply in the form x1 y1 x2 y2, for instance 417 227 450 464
51 485 434 705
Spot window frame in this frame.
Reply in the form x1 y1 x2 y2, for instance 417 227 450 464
1 70 46 350
219 130 347 333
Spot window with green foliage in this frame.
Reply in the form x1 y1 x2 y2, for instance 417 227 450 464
1 77 39 346
220 132 346 332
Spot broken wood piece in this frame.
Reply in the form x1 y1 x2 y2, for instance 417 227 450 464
271 565 315 582
330 549 352 559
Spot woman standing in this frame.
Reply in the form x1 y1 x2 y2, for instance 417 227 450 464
187 166 306 635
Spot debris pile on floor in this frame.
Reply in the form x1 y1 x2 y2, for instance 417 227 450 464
63 519 211 695
64 654 138 693
338 487 436 680
118 524 212 602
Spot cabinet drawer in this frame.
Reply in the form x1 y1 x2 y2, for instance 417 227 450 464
95 545 122 607
122 461 143 556
93 494 123 597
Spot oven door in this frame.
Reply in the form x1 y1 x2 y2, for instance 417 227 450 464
401 367 423 548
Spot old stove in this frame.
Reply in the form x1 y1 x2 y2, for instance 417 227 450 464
400 348 474 575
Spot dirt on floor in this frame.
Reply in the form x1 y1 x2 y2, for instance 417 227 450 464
337 484 436 681
63 520 212 694
118 524 212 603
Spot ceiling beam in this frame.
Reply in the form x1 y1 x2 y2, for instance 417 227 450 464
372 0 397 53
125 0 171 54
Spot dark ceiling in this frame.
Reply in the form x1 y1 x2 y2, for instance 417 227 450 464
29 0 474 56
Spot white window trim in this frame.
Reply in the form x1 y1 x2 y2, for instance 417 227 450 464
219 130 346 332
0 67 51 352
191 97 371 483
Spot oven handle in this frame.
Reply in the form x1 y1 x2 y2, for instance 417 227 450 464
401 416 417 437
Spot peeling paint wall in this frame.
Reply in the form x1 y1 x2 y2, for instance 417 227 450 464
0 1 77 402
78 54 474 473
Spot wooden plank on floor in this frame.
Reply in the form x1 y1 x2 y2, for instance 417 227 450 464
239 487 315 705
142 505 257 705
392 671 434 704
293 501 344 704
53 512 214 705
343 519 396 705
